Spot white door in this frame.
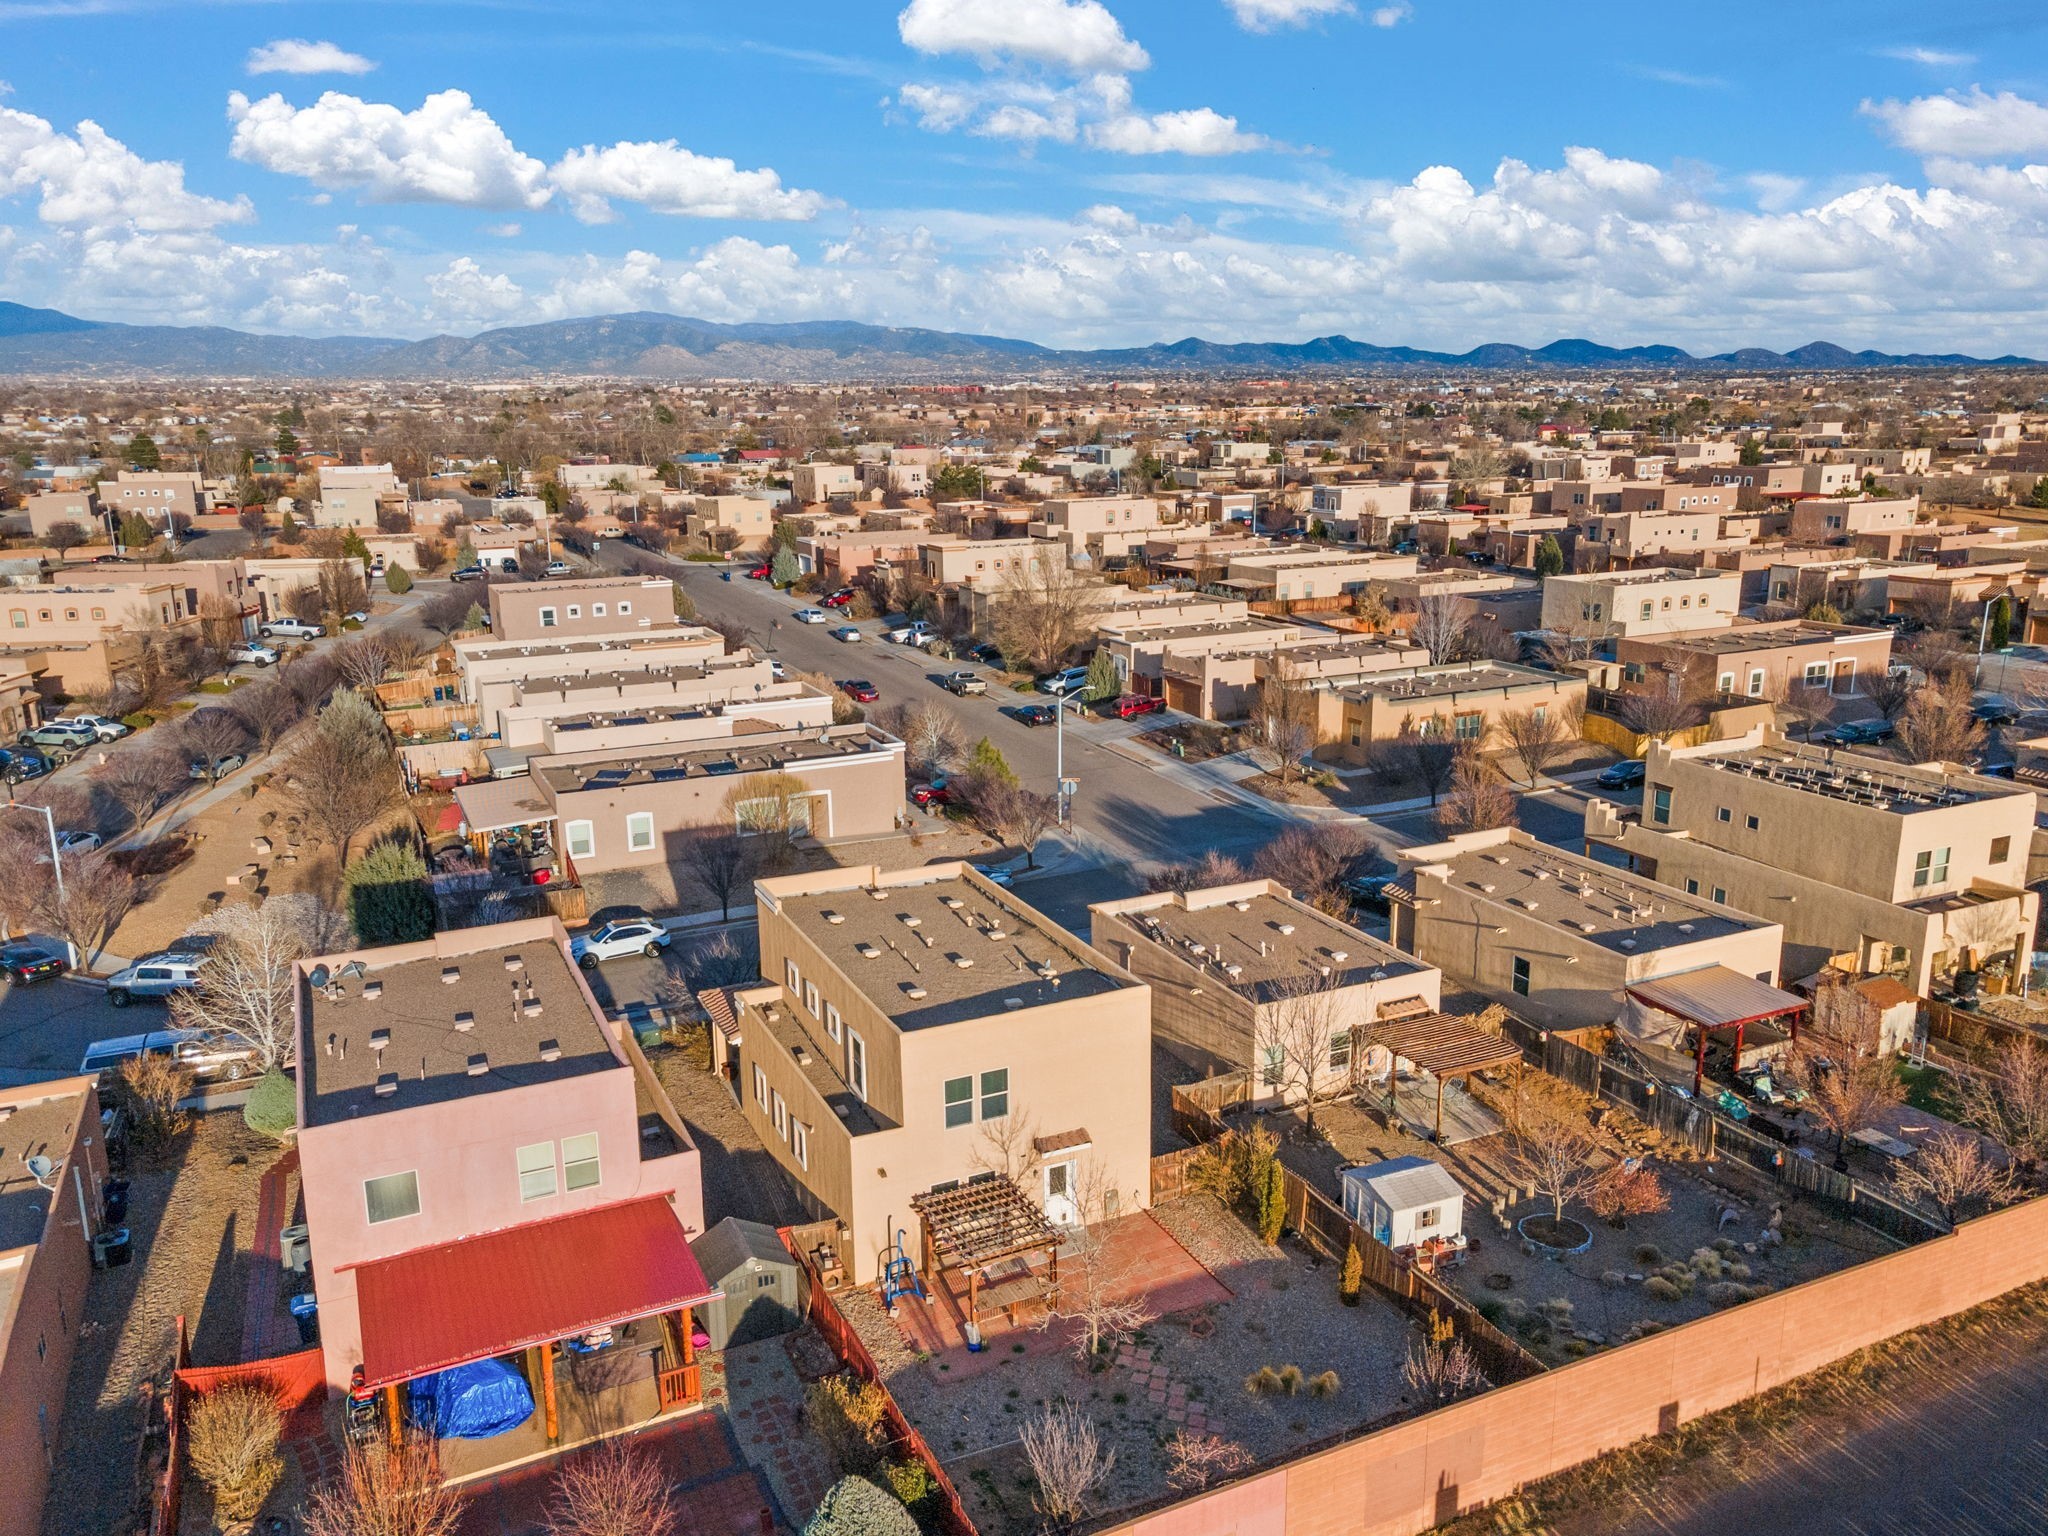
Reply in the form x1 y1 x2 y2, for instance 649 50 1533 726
1043 1160 1079 1227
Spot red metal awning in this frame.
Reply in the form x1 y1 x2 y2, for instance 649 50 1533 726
352 1196 718 1389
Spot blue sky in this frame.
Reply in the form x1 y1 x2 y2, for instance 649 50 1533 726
2 0 2048 350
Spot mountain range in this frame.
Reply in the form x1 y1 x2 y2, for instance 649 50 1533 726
0 302 2037 380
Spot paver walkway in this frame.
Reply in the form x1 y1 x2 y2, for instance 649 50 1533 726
705 1335 839 1529
238 1145 300 1360
1109 1339 1215 1437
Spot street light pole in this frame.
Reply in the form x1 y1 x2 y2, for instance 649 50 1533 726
4 801 74 969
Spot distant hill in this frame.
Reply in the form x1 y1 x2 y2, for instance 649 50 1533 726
0 301 2034 378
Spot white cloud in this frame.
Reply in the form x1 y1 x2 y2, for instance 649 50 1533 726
979 102 1080 144
1224 0 1353 31
227 89 553 209
1088 106 1270 156
246 39 377 76
0 107 252 233
426 255 525 328
1878 46 1975 68
1634 66 1728 90
550 140 826 223
897 83 975 133
897 0 1148 74
1079 202 1138 232
1863 87 2048 160
1368 2 1411 24
481 221 522 237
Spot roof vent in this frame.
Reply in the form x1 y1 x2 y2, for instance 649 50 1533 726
1677 922 1696 935
538 1038 560 1062
466 1053 489 1077
833 1104 851 1118
869 887 889 900
823 910 845 925
1329 950 1349 963
1277 923 1295 936
503 954 523 971
453 1010 474 1032
368 1028 390 1052
362 979 383 1000
987 928 1007 941
952 955 974 969
1004 996 1025 1009
792 1044 810 1066
905 984 928 1000
441 965 461 985
942 896 964 910
900 914 921 928
1232 900 1251 912
374 1073 398 1098
856 943 881 959
521 997 543 1018
1619 938 1637 950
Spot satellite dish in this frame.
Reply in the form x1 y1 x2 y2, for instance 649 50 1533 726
337 960 368 982
24 1154 56 1185
308 965 331 989
1362 1044 1395 1083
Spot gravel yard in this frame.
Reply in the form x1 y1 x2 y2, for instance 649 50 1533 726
645 1039 815 1229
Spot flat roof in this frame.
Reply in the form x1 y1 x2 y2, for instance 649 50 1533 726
0 1088 88 1252
1645 622 1888 657
1100 889 1427 1005
457 631 718 665
1404 833 1770 952
538 722 898 795
1691 739 2022 812
512 659 759 702
298 931 618 1127
773 869 1130 1030
1341 661 1571 702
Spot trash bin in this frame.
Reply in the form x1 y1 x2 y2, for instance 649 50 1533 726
290 1292 320 1347
93 1228 131 1268
101 1179 129 1225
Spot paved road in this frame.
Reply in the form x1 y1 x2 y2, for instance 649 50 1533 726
0 973 142 1085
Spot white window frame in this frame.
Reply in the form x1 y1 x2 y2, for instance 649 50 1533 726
563 1132 600 1191
980 1068 1009 1121
625 811 655 853
771 1091 788 1140
944 1075 973 1128
567 605 582 620
566 820 594 860
539 606 558 628
754 1064 769 1110
824 1002 843 1043
804 980 820 1017
364 1170 421 1225
847 1028 868 1101
592 603 607 617
517 1141 557 1202
618 600 632 615
792 1119 809 1169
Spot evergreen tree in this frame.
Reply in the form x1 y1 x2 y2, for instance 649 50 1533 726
276 511 301 544
346 841 436 945
1739 436 1765 466
118 512 154 549
771 547 801 587
1990 593 2013 651
383 565 412 594
1082 650 1119 703
965 737 1016 788
1533 534 1565 577
341 528 371 569
126 433 161 470
273 425 299 460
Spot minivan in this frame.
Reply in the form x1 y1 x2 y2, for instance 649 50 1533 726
105 955 206 1007
79 1028 257 1082
1036 665 1090 695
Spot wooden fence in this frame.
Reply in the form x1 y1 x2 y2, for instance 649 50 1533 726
784 1231 978 1536
149 1317 191 1536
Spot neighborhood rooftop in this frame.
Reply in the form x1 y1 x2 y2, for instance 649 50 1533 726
1098 889 1427 1004
1694 738 2019 810
537 721 898 793
298 935 615 1127
0 1089 85 1252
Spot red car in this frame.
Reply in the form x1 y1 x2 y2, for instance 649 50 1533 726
1113 694 1165 719
910 780 952 808
840 679 879 703
821 588 857 608
746 565 772 580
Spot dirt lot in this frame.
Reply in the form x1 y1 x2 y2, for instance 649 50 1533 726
43 1110 281 1536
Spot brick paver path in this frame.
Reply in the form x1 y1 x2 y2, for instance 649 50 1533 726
705 1336 839 1529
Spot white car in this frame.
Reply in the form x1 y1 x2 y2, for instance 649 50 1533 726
793 607 830 625
830 625 863 643
569 918 671 970
228 642 278 667
260 618 326 639
769 659 787 680
886 621 937 646
345 609 369 625
62 715 131 742
55 830 102 855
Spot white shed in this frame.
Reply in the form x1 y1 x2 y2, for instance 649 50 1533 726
1340 1156 1465 1251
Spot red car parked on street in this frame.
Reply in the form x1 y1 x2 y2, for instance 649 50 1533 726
1113 694 1165 719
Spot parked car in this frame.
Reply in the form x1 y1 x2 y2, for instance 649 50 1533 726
228 642 279 667
1972 693 2019 725
345 609 369 625
1036 666 1089 695
19 721 95 759
1112 694 1164 719
544 561 572 578
450 564 488 582
189 753 246 781
970 643 1006 667
971 863 1016 887
1345 873 1396 910
839 679 879 703
63 714 131 741
105 954 206 1007
1595 760 1647 790
0 941 66 984
1014 704 1058 727
52 830 102 857
1822 718 1895 746
259 618 325 639
746 565 773 580
0 747 52 783
821 588 858 608
569 918 671 969
944 671 988 696
830 625 863 643
793 607 830 625
910 780 952 808
78 1028 257 1082
768 659 787 680
886 621 937 646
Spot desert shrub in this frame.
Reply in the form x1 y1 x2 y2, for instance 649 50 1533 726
807 1375 890 1476
1688 1247 1729 1280
804 1477 919 1536
1713 1237 1739 1254
1600 1270 1628 1289
1275 1364 1304 1395
1244 1366 1282 1397
883 1460 934 1509
1500 1298 1530 1326
117 1051 192 1161
188 1384 285 1520
384 565 413 594
1308 1370 1340 1398
242 1069 297 1139
1633 1243 1664 1266
1539 1298 1574 1326
1706 1281 1771 1308
1643 1276 1684 1303
1184 1142 1247 1208
1622 1319 1669 1343
1476 1299 1504 1325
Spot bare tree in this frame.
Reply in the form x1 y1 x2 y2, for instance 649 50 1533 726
1251 825 1348 915
330 635 391 692
1436 746 1517 835
894 699 967 779
1891 1129 2018 1223
196 594 245 678
1163 1430 1253 1493
180 707 252 783
992 549 1093 677
304 1436 467 1536
234 679 305 755
1019 1404 1116 1532
1951 1036 2048 1173
417 587 477 636
94 748 188 835
542 1441 677 1536
1787 977 1905 1165
171 896 342 1073
1145 849 1248 894
1624 664 1705 739
1509 1108 1603 1226
978 782 1059 868
30 851 137 964
380 628 433 676
676 829 753 922
1865 666 1916 725
1893 674 1986 765
1255 972 1349 1129
1496 700 1580 787
1248 652 1318 784
1378 717 1458 805
1402 1336 1487 1405
722 771 813 868
1412 593 1471 665
701 614 754 654
284 693 403 864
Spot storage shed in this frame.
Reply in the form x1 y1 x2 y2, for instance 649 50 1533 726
1340 1156 1465 1251
689 1218 801 1352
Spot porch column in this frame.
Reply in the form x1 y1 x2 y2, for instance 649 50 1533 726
384 1384 402 1452
1692 1022 1707 1095
1433 1076 1446 1144
1733 1020 1747 1075
680 1306 696 1366
539 1343 560 1445
966 1267 980 1331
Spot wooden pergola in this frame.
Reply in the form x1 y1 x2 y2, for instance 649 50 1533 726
911 1179 1064 1332
1367 1012 1524 1142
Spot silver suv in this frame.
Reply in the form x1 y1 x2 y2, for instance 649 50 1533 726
105 954 205 1007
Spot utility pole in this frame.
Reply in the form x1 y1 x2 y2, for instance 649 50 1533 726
4 801 73 969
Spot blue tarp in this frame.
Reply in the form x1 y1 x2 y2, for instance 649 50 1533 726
408 1358 534 1439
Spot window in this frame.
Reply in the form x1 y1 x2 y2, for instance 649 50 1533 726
1992 836 2012 865
626 812 654 852
517 1142 557 1201
92 607 104 621
1651 786 1671 824
786 959 801 994
1803 661 1829 688
1261 1042 1284 1086
754 1065 769 1110
1746 669 1764 697
980 1068 1009 1120
364 1171 420 1224
1914 848 1951 888
563 1132 600 1190
1511 955 1531 997
539 606 558 628
824 1002 843 1042
1711 887 1727 904
1415 1205 1440 1231
566 820 594 859
792 1120 809 1169
1745 814 1759 831
804 981 820 1017
567 605 582 620
618 600 633 615
1716 806 1732 823
1639 601 1653 620
847 1030 868 1100
771 1092 788 1139
1329 1030 1352 1074
592 603 606 617
1684 878 1700 895
1454 712 1484 741
944 1076 973 1128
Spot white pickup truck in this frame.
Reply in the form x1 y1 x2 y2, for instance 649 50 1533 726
259 618 326 639
886 620 938 646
